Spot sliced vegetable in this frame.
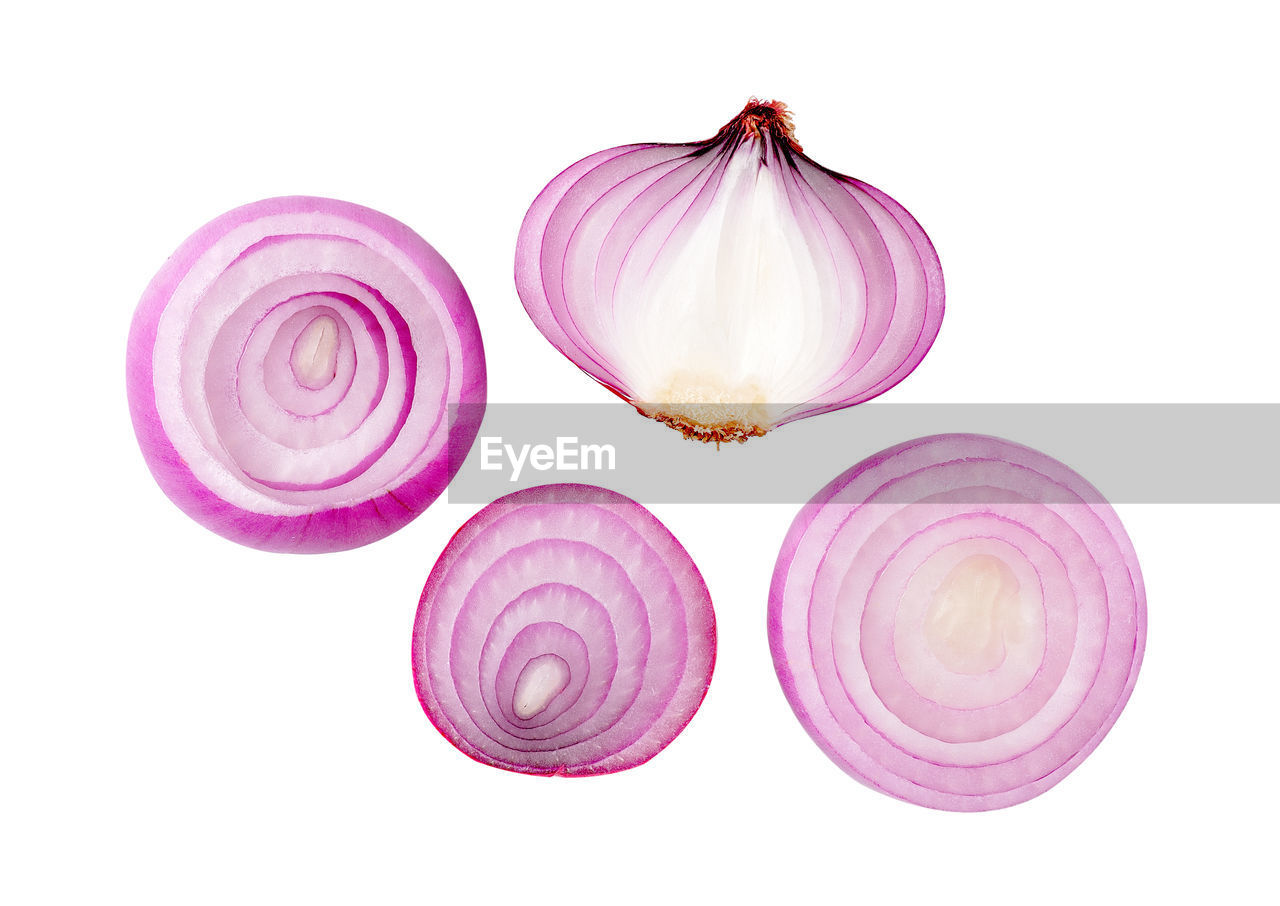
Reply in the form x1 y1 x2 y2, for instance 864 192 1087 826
769 434 1146 810
126 196 486 553
413 484 715 775
515 99 943 443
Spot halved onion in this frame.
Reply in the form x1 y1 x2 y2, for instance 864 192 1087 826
769 434 1146 810
412 484 715 775
126 196 486 553
515 99 943 443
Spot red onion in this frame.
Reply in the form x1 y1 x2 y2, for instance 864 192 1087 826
515 99 943 443
412 484 715 775
126 196 486 553
769 434 1146 810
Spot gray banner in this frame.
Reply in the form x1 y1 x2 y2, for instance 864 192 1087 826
447 403 1279 504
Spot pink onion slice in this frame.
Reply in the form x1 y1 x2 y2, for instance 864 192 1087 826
412 484 716 775
515 99 944 443
769 434 1146 810
126 196 486 553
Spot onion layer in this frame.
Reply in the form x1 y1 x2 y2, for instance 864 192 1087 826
126 196 486 553
769 434 1146 810
412 484 716 775
515 99 943 443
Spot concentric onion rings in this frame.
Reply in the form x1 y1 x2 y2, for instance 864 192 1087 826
412 484 716 775
126 196 486 553
769 434 1146 810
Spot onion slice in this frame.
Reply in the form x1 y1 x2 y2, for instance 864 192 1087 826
126 196 486 553
412 484 716 775
769 434 1146 810
515 99 943 443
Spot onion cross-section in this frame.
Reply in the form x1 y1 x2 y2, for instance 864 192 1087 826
412 484 716 775
769 434 1147 810
515 99 944 443
126 196 487 553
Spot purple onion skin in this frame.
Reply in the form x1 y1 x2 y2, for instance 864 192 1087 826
127 196 486 554
769 434 1147 811
413 484 716 776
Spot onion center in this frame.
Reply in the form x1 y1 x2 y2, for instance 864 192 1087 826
512 653 572 720
621 152 813 440
289 313 341 390
923 554 1025 675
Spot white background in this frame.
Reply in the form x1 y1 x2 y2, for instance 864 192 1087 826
3 2 1277 903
